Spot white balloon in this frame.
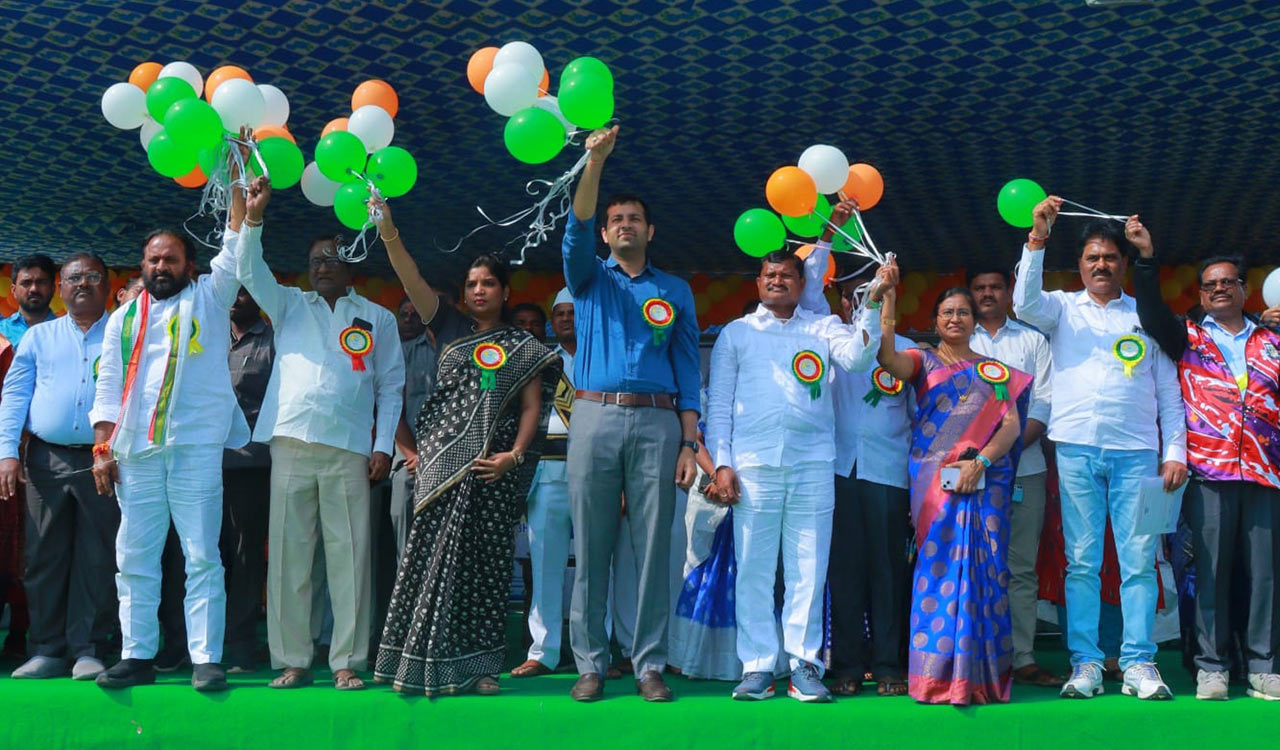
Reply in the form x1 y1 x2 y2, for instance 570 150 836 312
347 104 395 153
493 41 544 83
301 161 342 207
798 144 850 195
257 84 289 127
484 64 538 117
101 82 147 129
158 61 204 98
139 116 162 150
211 78 265 133
1262 268 1280 308
533 95 573 132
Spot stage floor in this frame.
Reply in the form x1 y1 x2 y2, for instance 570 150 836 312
0 630 1273 749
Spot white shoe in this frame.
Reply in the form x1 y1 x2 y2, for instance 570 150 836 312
72 656 106 681
1060 662 1105 698
1247 673 1280 701
1122 663 1173 700
11 655 70 679
1195 669 1228 700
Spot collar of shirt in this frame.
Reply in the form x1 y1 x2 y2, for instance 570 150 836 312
232 317 269 343
1072 289 1135 311
1201 315 1255 340
973 316 1012 340
301 287 358 306
604 254 655 279
747 305 821 326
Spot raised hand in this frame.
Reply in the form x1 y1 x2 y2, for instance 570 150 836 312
585 125 619 163
245 175 271 224
1031 196 1063 241
869 255 900 303
368 192 394 237
822 199 857 243
1125 215 1154 258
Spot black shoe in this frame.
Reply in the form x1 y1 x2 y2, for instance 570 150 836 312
96 658 157 689
154 647 189 673
192 662 228 692
571 673 604 702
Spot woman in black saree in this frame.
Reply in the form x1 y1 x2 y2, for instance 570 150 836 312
368 197 561 696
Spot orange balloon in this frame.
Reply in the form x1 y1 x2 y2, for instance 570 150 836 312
765 166 818 218
129 62 163 92
841 164 884 211
175 165 208 188
538 67 550 97
794 243 817 259
254 125 295 144
204 65 252 102
823 256 836 287
352 79 398 118
467 47 499 94
321 117 349 137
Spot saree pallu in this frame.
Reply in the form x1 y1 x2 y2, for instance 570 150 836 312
670 479 741 681
906 350 1031 705
375 325 559 695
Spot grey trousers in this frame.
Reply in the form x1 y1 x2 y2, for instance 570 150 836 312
23 439 119 659
1008 472 1048 669
568 399 680 676
388 461 415 560
1183 479 1280 673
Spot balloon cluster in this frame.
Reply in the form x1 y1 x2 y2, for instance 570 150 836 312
306 80 419 234
467 42 615 164
734 145 888 287
996 178 1129 229
101 61 303 190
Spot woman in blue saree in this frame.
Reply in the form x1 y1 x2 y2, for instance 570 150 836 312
876 283 1031 705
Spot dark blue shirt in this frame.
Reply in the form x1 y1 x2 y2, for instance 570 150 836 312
562 213 700 413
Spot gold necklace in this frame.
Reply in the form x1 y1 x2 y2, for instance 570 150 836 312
937 344 979 402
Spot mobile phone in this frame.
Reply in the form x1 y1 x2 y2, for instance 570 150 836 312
940 466 985 492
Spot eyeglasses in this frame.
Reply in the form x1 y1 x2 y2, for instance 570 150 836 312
1199 278 1244 292
937 308 973 319
63 272 104 285
309 257 346 270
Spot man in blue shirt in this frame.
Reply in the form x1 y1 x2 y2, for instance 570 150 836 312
0 253 116 681
562 126 700 702
0 254 57 346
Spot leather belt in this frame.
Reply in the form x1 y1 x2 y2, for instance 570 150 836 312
575 390 675 410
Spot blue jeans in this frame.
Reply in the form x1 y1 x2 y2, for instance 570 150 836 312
1055 443 1160 670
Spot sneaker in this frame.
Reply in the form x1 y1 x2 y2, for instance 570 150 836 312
192 662 229 692
11 655 70 679
732 672 775 701
788 662 833 703
153 646 190 673
1196 669 1229 701
96 658 157 689
1122 663 1172 700
1060 662 1105 698
1247 673 1280 701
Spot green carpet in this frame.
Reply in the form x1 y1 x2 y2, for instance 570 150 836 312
0 631 1273 749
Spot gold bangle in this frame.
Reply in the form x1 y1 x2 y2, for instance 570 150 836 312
380 229 400 243
881 318 896 326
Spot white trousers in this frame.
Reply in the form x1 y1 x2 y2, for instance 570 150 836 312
115 444 226 663
526 461 572 668
733 462 834 675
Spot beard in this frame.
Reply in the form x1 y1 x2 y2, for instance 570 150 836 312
17 295 49 314
143 271 190 300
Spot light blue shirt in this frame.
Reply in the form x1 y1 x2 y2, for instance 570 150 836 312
0 312 107 458
1201 316 1255 391
0 310 55 347
561 213 700 412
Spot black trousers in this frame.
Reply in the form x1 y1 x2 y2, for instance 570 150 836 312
826 474 910 680
22 439 118 659
1183 479 1280 674
160 466 270 664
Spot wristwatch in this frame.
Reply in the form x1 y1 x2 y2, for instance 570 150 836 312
512 450 525 466
680 440 699 453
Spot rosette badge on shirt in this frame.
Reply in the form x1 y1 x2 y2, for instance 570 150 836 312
975 360 1012 400
863 366 904 406
792 350 825 401
1113 334 1146 378
641 298 675 345
338 325 373 371
473 342 507 390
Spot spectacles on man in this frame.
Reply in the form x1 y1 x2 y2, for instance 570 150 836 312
309 257 346 270
63 272 105 285
1199 278 1244 292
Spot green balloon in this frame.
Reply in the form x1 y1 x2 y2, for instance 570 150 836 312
558 72 614 129
333 182 372 230
314 131 367 183
146 129 197 178
560 57 613 93
996 178 1047 229
164 98 223 152
367 146 418 198
734 208 786 258
146 77 196 123
249 137 304 189
197 142 226 178
832 215 864 252
782 195 833 239
503 107 566 165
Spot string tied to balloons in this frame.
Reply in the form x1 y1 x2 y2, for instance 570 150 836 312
996 178 1128 231
183 135 270 251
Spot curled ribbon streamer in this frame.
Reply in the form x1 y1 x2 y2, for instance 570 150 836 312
332 174 385 265
182 136 269 251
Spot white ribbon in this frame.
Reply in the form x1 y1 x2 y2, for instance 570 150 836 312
182 136 270 251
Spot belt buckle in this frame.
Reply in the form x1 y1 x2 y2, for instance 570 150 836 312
613 391 626 406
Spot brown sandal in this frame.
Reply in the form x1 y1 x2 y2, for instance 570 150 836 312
876 677 908 696
333 669 365 691
831 675 863 696
510 660 552 678
1012 664 1065 687
269 667 313 689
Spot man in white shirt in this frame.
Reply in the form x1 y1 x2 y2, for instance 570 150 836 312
90 192 258 692
798 210 915 696
1013 196 1187 701
512 288 577 678
235 185 404 692
708 249 890 703
967 264 1058 687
